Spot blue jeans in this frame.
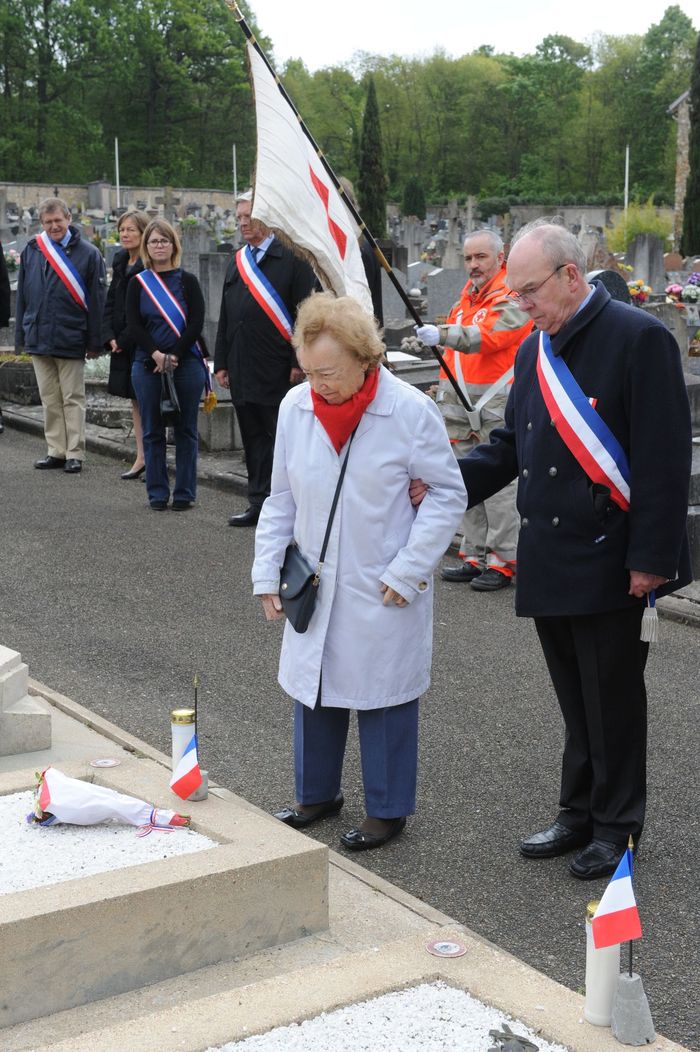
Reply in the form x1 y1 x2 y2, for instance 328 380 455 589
131 358 204 503
293 697 419 818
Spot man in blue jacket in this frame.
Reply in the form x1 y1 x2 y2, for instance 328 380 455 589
15 197 105 473
459 219 692 879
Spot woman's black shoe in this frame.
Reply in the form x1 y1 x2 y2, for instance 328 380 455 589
274 793 344 828
121 465 145 479
150 500 168 511
340 817 407 851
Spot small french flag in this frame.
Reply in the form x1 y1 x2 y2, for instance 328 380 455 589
169 733 203 800
592 848 642 949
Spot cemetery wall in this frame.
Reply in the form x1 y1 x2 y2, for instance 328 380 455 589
0 180 238 217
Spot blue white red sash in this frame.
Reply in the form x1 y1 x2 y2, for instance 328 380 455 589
236 245 293 342
536 331 631 511
36 230 89 311
135 269 212 396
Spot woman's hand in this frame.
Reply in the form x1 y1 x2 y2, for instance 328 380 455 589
152 350 178 373
380 583 408 607
409 478 428 506
261 593 285 620
110 339 121 354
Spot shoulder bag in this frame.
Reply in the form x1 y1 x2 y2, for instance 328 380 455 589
279 430 355 633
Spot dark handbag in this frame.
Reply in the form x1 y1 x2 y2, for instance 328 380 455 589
159 362 180 425
279 430 355 633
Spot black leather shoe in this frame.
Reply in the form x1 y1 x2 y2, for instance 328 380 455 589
228 506 261 527
150 500 168 511
34 455 66 469
172 500 193 511
121 465 145 480
64 459 82 473
441 563 482 583
569 838 632 880
274 793 344 828
470 567 512 591
519 820 591 859
340 817 407 851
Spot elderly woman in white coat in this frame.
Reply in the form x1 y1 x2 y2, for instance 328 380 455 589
253 293 466 851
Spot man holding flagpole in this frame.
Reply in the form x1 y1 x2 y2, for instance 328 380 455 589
214 193 319 527
455 219 692 879
15 197 106 473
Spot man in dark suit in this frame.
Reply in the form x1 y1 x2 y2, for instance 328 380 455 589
214 194 318 526
459 219 692 879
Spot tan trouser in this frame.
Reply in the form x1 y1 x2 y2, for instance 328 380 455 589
32 356 86 460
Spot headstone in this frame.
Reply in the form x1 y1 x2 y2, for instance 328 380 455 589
87 181 111 212
426 267 465 321
198 251 233 359
587 269 631 304
180 223 213 281
664 251 683 272
381 267 408 324
625 234 665 292
0 645 51 756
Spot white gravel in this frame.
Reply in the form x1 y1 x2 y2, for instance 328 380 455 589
209 981 570 1051
0 790 217 894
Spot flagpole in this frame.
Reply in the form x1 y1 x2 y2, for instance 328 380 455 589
224 0 475 415
627 835 634 977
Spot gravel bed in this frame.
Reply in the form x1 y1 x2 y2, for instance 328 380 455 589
209 981 570 1051
0 790 217 894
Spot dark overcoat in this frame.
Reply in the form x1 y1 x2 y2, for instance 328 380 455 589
213 238 318 406
460 282 693 617
101 248 144 399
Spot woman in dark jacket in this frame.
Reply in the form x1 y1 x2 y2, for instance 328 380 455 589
126 218 206 511
102 209 149 478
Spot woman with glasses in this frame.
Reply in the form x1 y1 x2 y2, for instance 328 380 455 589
102 209 149 479
125 218 206 510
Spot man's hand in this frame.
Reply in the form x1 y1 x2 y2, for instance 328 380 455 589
215 368 230 389
629 571 667 598
415 324 440 347
109 339 121 354
260 593 284 620
380 582 408 607
409 478 428 507
289 367 305 385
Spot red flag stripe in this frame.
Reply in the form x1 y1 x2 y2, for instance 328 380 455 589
591 905 642 949
308 166 347 259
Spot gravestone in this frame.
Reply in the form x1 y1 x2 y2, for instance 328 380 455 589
198 251 232 365
180 223 214 281
381 267 408 324
625 234 665 292
426 268 466 322
664 251 683 272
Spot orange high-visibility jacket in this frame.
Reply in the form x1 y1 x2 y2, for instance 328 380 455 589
438 264 533 386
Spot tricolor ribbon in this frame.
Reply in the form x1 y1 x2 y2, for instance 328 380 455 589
36 231 89 311
236 245 294 342
135 269 216 410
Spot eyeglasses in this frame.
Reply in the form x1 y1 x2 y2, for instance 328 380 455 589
509 264 567 306
147 239 171 248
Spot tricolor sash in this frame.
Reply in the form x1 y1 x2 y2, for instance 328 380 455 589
536 331 630 510
236 245 293 342
135 269 215 406
36 231 89 311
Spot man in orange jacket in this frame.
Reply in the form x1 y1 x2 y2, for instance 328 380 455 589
417 230 533 591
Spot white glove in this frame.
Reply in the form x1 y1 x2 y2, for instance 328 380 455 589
415 324 440 347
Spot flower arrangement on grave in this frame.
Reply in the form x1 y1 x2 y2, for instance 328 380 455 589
420 239 441 266
3 247 20 272
681 273 700 304
627 278 652 305
665 282 684 303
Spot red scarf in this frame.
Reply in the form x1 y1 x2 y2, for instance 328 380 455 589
311 367 379 453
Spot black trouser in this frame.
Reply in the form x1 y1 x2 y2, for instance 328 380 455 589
534 605 648 845
234 401 280 508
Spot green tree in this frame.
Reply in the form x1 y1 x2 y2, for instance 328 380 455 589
358 75 387 237
681 32 700 254
402 175 426 219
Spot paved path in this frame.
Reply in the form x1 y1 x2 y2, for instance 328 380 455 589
1 423 698 1050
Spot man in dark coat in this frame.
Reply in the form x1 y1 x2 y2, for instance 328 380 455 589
214 195 319 526
459 220 692 880
15 197 105 473
0 239 10 434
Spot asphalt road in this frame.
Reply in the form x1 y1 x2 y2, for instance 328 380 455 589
1 425 698 1050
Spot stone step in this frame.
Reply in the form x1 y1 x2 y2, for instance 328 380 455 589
0 646 51 755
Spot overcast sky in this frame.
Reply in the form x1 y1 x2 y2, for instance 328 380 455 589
249 0 697 71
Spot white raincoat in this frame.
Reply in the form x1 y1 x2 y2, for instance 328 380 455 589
252 366 466 710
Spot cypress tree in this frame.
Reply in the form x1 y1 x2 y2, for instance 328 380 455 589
358 76 387 238
681 32 700 255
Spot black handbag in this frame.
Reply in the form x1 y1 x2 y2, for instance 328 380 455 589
279 430 355 633
159 361 180 426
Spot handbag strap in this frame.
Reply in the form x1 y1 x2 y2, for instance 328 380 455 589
314 428 356 580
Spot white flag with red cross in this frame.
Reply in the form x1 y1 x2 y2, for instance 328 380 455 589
246 41 373 314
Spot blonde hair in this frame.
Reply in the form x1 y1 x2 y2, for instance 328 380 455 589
141 218 182 269
292 292 384 369
117 209 149 236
